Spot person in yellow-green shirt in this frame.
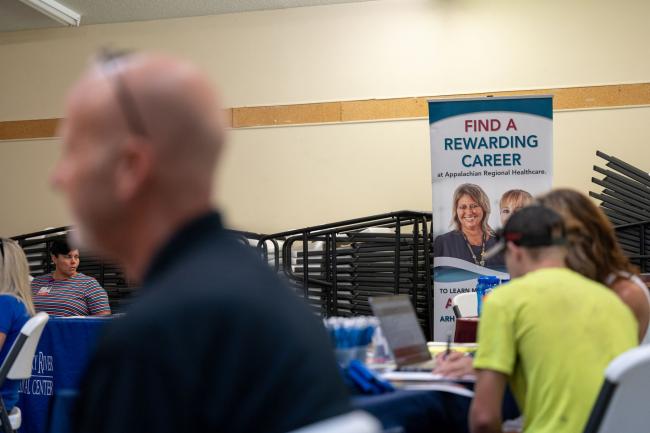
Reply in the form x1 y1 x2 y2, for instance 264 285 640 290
470 205 637 433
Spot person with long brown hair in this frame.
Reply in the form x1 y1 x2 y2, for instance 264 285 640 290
537 188 650 342
0 238 36 412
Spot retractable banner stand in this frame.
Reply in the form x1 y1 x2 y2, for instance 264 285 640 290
429 96 553 340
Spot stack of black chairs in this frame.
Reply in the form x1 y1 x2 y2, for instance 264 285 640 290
10 213 434 339
258 211 434 339
591 151 650 272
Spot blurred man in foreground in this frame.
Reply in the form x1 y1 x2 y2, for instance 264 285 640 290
470 206 636 433
53 51 349 433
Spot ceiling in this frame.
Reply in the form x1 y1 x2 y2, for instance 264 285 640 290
0 0 377 32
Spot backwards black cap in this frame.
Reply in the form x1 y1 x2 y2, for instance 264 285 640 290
484 205 566 259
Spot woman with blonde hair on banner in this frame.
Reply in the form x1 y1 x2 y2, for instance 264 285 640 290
434 183 504 268
0 238 36 412
537 188 650 343
499 189 533 226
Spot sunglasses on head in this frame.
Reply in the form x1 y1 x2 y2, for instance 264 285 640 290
96 48 149 138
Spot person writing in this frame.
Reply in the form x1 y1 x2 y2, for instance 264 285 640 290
470 206 636 433
434 183 504 268
31 239 110 317
0 238 36 413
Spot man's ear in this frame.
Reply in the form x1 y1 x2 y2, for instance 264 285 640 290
506 242 521 259
114 137 153 202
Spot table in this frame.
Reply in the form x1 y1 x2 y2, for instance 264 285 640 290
16 317 111 433
18 317 514 433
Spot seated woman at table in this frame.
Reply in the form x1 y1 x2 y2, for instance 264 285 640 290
0 238 36 412
435 188 650 377
31 239 111 317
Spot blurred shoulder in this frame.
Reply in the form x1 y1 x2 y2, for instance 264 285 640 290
610 276 650 315
0 294 21 308
610 275 650 300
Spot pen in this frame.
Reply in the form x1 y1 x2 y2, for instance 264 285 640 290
444 333 451 360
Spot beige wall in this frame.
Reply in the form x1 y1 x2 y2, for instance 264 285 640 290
1 0 649 235
0 138 66 236
224 106 650 233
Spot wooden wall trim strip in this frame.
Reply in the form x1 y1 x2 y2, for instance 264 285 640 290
233 83 650 127
0 110 234 141
0 119 59 141
2 83 649 140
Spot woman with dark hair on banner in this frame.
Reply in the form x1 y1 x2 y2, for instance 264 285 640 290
433 183 504 268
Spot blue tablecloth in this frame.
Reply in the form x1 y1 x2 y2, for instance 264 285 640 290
353 390 471 433
353 386 520 433
16 317 111 433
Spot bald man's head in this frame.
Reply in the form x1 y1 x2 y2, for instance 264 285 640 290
94 53 225 187
52 53 226 260
109 54 225 184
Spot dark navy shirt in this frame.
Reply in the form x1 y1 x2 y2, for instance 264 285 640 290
75 211 350 433
433 230 505 269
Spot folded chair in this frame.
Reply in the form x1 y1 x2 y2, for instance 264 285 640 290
583 345 650 433
0 312 49 433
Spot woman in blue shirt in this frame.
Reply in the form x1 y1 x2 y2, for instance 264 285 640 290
0 238 35 412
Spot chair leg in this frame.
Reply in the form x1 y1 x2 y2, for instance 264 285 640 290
0 399 13 433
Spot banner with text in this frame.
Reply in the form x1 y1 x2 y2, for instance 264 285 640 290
429 96 553 340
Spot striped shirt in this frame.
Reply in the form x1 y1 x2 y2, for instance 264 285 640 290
31 273 111 317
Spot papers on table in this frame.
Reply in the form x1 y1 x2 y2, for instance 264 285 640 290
380 371 476 383
398 383 475 397
380 371 476 397
427 342 478 356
